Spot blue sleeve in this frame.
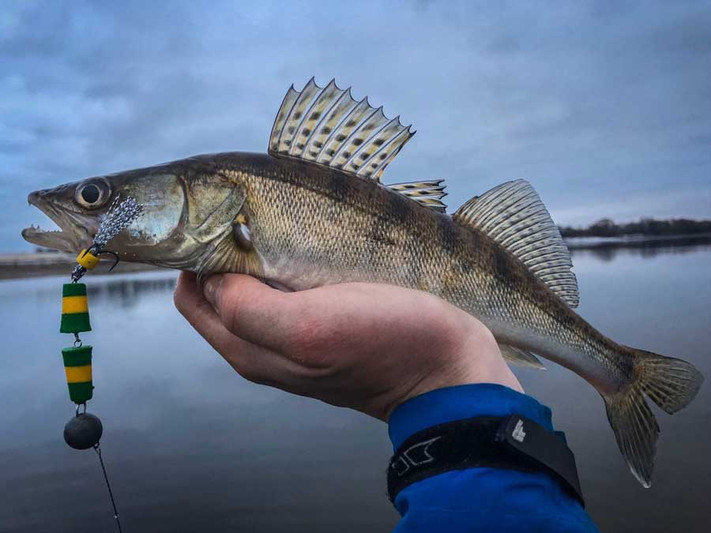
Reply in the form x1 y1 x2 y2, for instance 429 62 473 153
387 384 599 533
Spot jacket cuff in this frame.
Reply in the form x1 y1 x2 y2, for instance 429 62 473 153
388 383 554 450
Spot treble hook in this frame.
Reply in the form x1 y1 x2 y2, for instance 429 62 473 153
98 250 121 272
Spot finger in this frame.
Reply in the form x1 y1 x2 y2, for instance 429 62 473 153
202 273 325 353
174 272 305 386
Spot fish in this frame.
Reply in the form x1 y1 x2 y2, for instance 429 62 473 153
23 78 703 487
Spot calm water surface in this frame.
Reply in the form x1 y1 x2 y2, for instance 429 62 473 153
1 244 709 532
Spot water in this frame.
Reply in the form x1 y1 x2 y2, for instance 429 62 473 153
0 244 709 533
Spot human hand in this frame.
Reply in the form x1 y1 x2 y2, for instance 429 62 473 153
174 272 522 421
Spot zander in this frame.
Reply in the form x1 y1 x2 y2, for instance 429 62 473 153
23 78 703 486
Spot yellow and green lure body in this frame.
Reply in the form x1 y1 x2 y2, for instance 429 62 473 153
60 249 99 404
60 248 98 404
61 278 94 404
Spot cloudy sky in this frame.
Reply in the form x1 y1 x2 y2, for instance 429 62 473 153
1 0 709 252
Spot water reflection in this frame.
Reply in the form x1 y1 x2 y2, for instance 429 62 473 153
0 243 709 533
89 275 177 308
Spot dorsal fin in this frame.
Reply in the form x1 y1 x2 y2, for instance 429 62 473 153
453 179 580 308
388 180 447 212
268 79 414 181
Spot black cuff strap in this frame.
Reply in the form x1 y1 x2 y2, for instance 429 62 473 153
387 415 584 506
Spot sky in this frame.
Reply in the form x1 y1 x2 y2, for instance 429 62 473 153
1 0 710 252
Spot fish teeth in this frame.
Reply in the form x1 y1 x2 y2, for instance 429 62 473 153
27 224 62 234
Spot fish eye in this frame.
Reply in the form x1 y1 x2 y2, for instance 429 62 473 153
81 184 100 203
75 179 110 209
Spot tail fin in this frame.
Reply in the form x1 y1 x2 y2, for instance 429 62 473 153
636 349 704 414
603 348 703 488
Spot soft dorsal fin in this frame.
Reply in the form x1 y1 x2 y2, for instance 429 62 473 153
269 78 414 181
454 179 580 308
388 180 447 212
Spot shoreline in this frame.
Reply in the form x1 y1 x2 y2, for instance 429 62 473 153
564 232 711 250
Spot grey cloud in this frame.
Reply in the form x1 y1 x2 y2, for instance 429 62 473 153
1 0 709 250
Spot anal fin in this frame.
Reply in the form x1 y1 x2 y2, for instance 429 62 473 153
499 344 546 370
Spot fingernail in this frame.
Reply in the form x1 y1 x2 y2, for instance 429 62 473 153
203 274 224 308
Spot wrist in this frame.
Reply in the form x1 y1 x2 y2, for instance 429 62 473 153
382 326 523 421
454 326 524 393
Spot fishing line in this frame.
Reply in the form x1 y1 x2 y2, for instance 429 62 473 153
94 444 124 533
58 195 142 532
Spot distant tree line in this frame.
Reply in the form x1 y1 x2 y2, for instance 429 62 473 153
558 218 711 238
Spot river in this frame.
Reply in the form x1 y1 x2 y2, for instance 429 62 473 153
1 242 709 532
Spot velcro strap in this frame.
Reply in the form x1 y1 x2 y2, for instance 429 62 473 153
387 415 584 506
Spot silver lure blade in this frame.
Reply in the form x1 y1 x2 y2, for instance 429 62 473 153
93 196 143 249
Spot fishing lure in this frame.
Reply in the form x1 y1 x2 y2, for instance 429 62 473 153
59 196 142 533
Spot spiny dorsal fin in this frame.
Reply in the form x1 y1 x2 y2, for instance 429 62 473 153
454 179 580 308
268 79 415 181
388 180 447 212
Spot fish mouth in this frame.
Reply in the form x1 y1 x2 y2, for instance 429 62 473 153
22 191 98 253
